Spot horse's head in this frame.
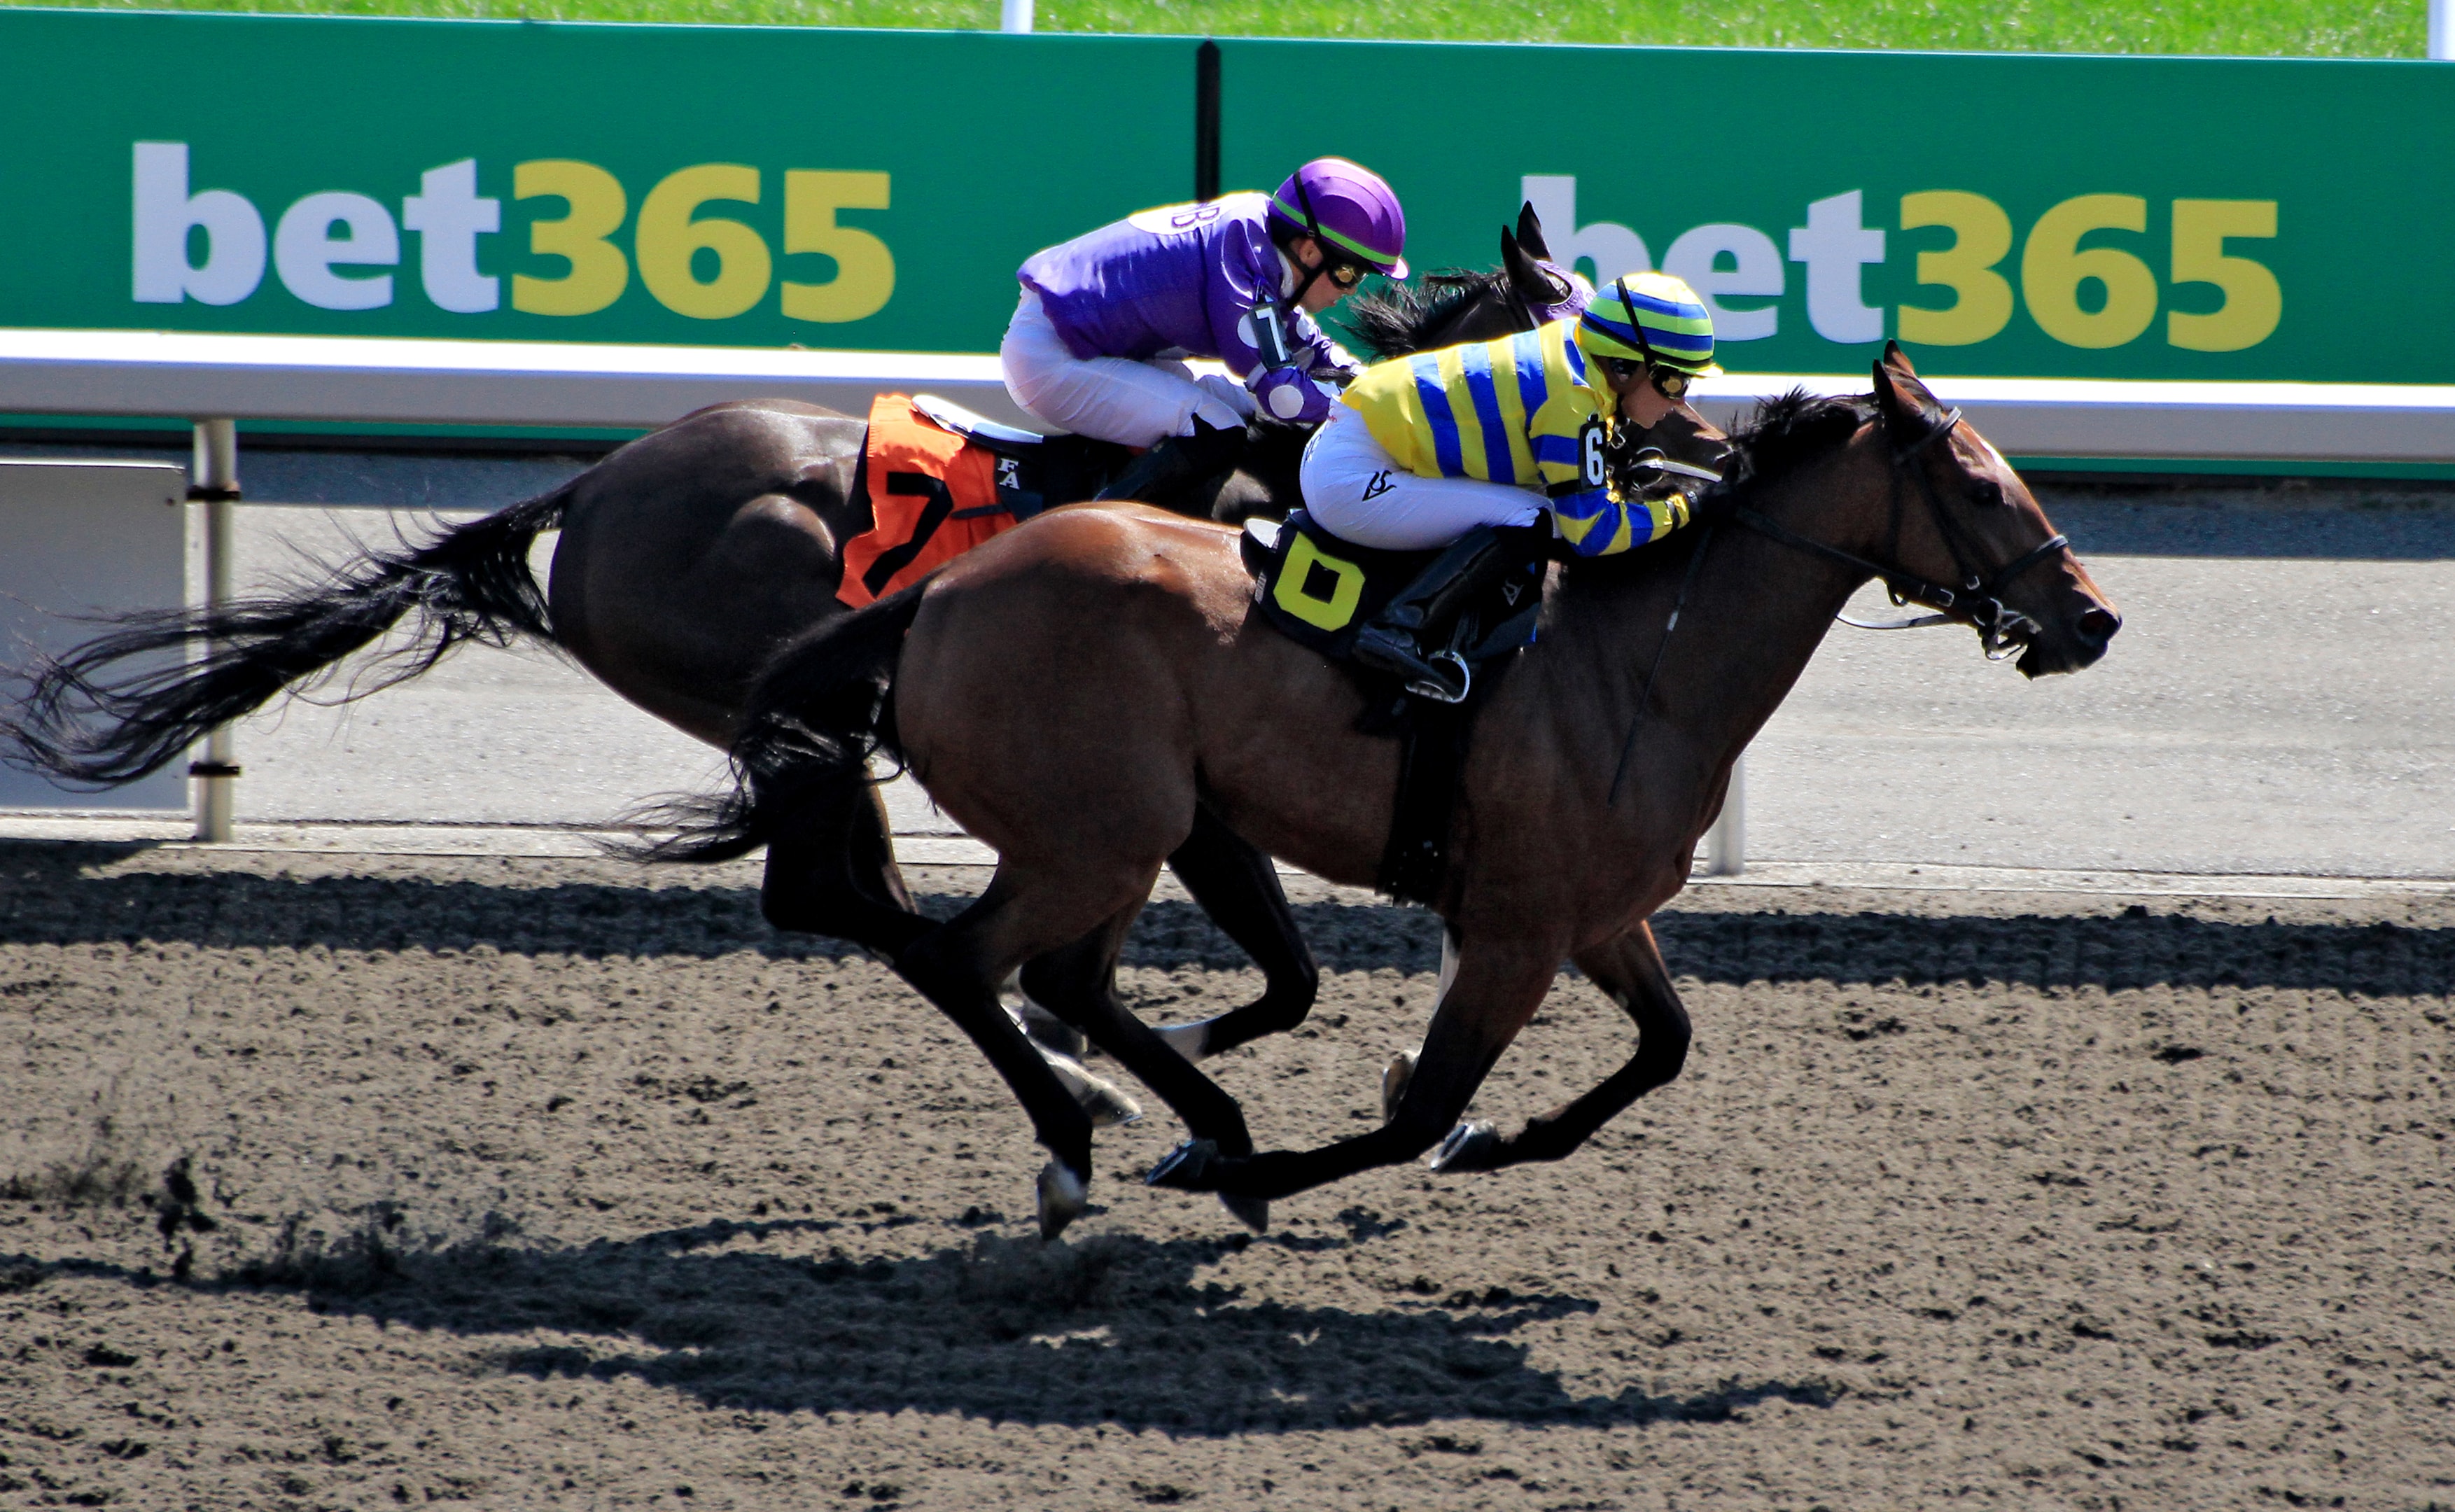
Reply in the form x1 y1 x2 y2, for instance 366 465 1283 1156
1863 344 2120 678
1337 204 1592 360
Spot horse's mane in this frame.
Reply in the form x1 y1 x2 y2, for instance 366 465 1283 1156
1707 389 1875 506
1337 270 1508 360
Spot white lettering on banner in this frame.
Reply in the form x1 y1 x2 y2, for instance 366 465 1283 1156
401 160 501 314
1787 190 1887 344
131 143 266 307
1518 175 1651 288
1663 223 1784 341
274 192 399 311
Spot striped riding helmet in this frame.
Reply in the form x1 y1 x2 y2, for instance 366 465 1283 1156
1267 158 1408 279
1576 271 1720 375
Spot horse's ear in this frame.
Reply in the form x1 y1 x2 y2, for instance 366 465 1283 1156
1515 200 1554 262
1502 224 1561 306
1872 345 1947 437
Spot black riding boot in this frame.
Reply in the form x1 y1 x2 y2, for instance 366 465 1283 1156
1349 526 1522 702
1091 416 1249 506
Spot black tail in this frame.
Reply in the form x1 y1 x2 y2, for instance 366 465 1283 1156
634 582 930 864
6 484 572 788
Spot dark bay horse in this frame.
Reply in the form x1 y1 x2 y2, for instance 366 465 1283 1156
6 209 1639 1140
656 346 2120 1238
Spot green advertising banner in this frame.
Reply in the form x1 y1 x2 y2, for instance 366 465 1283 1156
2 9 2451 386
0 8 1196 354
1218 38 2455 386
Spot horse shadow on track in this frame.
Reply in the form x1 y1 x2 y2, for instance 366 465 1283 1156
3 842 2447 997
9 1219 1841 1433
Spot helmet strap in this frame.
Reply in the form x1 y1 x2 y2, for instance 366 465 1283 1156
1614 276 1659 368
1284 178 1331 312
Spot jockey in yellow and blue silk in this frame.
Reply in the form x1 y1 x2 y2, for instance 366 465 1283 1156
1299 271 1721 699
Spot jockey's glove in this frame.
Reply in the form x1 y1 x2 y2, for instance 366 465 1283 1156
1252 367 1343 426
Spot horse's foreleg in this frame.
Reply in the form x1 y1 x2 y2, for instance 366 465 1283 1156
1430 920 1693 1174
1019 909 1269 1231
1150 804 1320 1060
1148 929 1558 1204
893 860 1164 1240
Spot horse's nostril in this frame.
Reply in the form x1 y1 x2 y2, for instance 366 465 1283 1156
2076 607 2121 645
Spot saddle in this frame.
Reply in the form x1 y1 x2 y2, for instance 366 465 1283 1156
837 393 1127 608
1240 510 1546 904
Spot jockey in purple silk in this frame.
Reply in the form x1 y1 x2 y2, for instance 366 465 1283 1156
1002 158 1408 500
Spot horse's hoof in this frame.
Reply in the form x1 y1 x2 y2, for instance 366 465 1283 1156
1036 1159 1089 1241
1011 992 1090 1060
1145 1138 1218 1191
1217 1193 1270 1233
1153 1021 1210 1063
1040 1047 1142 1128
1427 1120 1502 1173
1380 1049 1418 1122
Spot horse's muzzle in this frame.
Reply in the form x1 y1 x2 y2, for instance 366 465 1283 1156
2017 603 2122 678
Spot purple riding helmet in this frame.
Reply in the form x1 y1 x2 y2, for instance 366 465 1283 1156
1249 159 1408 424
1268 158 1408 284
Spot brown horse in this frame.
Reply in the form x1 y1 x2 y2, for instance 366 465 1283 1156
658 346 2120 1238
7 210 1662 1138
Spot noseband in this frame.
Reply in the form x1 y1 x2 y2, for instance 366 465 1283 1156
1728 406 2068 659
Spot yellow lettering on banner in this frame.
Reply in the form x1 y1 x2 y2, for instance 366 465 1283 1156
637 164 772 321
512 160 629 316
1897 191 2014 346
2022 194 2157 349
783 171 895 323
2168 200 2281 353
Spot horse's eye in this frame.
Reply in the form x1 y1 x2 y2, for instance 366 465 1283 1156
1968 479 2005 508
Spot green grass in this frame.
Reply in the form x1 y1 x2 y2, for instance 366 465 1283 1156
1 0 2425 56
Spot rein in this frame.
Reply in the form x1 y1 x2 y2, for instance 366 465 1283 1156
1729 407 2067 661
1603 397 2070 808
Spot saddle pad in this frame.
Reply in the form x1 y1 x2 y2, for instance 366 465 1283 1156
838 393 1017 608
1242 511 1435 659
1242 511 1543 665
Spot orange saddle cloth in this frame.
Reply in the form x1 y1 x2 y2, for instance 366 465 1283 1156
838 393 1019 608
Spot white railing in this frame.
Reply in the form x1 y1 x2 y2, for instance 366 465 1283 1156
7 326 2455 863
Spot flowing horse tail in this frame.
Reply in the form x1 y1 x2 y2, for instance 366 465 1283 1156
638 582 930 867
6 484 573 788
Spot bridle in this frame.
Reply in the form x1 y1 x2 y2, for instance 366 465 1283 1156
1604 398 2068 806
1728 405 2068 661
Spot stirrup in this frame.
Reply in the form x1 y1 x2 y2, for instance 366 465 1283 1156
1406 650 1471 704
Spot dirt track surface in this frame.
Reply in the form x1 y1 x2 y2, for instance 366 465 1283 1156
1 844 2449 1511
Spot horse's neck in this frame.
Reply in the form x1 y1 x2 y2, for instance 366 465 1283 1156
1546 449 1885 833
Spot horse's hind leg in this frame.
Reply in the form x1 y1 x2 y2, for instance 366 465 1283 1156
760 774 932 963
1017 904 1270 1231
1144 803 1320 1062
893 858 1163 1240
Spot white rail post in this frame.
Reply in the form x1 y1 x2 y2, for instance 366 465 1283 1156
1705 753 1746 876
190 418 240 843
2435 0 2454 59
1000 0 1033 32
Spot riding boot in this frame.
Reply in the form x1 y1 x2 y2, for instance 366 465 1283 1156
1091 416 1249 506
1349 526 1523 702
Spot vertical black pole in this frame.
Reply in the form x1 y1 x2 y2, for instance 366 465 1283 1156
1194 40 1221 202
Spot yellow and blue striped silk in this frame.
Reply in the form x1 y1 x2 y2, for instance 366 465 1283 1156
1341 318 1691 557
1343 319 1592 491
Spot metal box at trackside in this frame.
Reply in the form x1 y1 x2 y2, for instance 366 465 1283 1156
0 458 190 811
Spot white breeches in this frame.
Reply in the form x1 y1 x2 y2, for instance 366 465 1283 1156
1000 290 1254 448
1299 404 1544 550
